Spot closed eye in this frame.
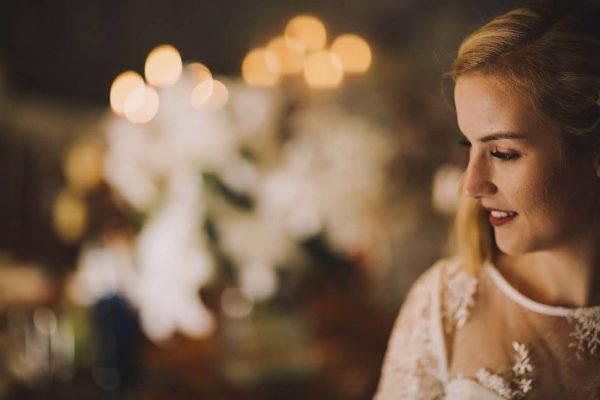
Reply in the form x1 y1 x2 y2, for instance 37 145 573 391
490 149 520 161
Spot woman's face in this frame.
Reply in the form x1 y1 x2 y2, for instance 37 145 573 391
455 73 599 255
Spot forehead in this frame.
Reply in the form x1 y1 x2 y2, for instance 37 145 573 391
454 73 553 141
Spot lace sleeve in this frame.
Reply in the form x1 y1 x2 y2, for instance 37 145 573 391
374 264 446 400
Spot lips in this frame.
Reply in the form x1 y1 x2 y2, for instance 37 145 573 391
485 208 518 227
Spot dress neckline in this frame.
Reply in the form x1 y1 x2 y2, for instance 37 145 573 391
483 262 600 317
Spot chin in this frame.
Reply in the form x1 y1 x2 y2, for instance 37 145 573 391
494 232 536 256
495 242 522 256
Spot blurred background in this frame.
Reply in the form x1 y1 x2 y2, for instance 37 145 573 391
0 1 520 399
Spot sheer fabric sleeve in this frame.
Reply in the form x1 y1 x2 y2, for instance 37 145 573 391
374 264 447 400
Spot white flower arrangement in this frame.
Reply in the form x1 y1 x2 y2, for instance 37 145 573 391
70 53 400 342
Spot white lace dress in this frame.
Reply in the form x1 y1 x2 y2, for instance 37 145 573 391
374 257 600 400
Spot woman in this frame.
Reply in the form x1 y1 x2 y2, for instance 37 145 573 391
375 1 600 399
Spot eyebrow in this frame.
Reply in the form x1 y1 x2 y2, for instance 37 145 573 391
480 132 527 142
459 132 527 143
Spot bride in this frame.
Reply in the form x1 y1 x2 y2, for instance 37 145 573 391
375 1 600 399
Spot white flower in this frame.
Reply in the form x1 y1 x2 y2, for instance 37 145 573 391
567 307 600 359
517 378 533 394
511 341 533 375
477 343 534 399
476 369 512 398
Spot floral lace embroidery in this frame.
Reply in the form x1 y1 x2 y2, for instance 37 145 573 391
566 307 600 359
476 369 512 398
398 315 444 398
475 342 534 399
442 262 478 334
374 267 444 400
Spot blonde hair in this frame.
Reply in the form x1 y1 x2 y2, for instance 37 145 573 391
450 0 600 274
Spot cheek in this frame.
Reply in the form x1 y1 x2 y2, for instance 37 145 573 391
506 165 562 217
518 165 574 227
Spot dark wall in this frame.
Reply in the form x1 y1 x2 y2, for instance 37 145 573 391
0 0 521 104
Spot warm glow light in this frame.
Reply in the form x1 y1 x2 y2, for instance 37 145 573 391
242 48 281 87
63 139 104 194
267 36 305 74
204 79 229 109
285 15 327 51
52 189 88 243
187 62 212 83
331 34 372 73
432 163 462 216
124 85 159 123
110 71 145 115
145 44 183 87
189 63 218 108
304 50 343 89
190 79 214 108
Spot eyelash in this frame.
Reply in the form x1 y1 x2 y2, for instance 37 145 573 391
490 149 520 161
458 140 521 161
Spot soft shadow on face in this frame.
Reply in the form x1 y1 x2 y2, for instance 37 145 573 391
454 73 598 256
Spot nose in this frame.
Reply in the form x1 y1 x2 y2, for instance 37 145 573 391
463 156 497 198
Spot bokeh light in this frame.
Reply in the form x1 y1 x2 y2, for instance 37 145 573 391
203 79 229 109
267 36 305 75
52 189 88 243
109 71 145 115
188 63 218 108
331 34 372 73
33 308 58 335
303 50 344 89
221 287 254 319
124 85 159 123
145 44 183 88
431 163 463 216
285 15 327 52
190 79 214 108
63 139 104 194
186 62 212 83
242 48 281 87
240 264 277 301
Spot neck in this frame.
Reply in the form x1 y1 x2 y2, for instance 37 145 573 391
497 234 600 308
